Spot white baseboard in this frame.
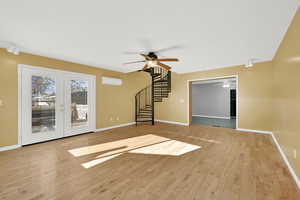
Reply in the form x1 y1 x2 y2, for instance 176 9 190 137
271 133 300 189
237 128 300 189
192 115 231 120
95 122 136 132
0 144 21 152
155 120 188 126
236 128 272 135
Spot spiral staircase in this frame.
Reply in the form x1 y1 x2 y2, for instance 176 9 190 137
135 67 171 125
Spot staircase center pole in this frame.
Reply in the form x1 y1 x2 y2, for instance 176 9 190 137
151 68 155 125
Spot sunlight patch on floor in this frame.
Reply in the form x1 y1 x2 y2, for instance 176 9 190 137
68 134 170 157
68 134 201 168
129 140 200 156
82 153 122 168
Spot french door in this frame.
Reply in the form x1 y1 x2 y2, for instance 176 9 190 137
20 65 96 145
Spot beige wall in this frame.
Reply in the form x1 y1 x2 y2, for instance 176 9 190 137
0 8 299 180
0 49 149 147
272 8 300 177
156 61 274 131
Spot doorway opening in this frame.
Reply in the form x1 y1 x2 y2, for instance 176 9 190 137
188 76 238 129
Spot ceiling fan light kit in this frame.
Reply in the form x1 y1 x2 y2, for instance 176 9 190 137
124 51 179 71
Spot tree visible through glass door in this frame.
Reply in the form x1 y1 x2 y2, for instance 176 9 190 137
71 80 88 127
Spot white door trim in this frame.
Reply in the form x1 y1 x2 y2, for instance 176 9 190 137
18 66 22 147
187 75 239 129
18 64 96 145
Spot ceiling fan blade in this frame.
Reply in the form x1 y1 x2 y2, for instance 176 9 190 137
123 60 145 65
123 51 141 55
140 53 151 60
154 45 182 53
157 62 172 70
138 38 154 52
123 50 148 55
157 58 179 62
142 64 149 70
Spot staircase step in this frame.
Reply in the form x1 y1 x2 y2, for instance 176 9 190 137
141 106 152 109
140 107 152 110
153 73 161 77
154 90 169 92
137 114 152 117
154 86 170 88
141 105 152 109
154 92 169 94
154 96 168 98
137 115 152 119
139 110 152 114
139 110 151 112
154 90 170 92
154 94 169 96
154 80 168 83
137 113 152 116
137 119 152 121
154 86 169 88
154 85 169 88
139 110 152 113
154 93 168 95
139 112 152 115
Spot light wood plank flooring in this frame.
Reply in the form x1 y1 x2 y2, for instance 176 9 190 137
0 123 299 200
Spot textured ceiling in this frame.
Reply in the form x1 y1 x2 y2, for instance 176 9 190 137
0 0 299 73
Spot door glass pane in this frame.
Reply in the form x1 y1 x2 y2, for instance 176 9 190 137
32 76 56 133
71 80 88 127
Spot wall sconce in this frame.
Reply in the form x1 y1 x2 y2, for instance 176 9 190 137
0 41 20 55
245 59 253 68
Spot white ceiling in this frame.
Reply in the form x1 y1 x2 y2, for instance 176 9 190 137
1 1 299 73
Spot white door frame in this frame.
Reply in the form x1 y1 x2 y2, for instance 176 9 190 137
18 64 96 145
187 75 239 129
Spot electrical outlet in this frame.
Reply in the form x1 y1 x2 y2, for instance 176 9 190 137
180 99 184 103
116 117 119 121
110 117 113 121
0 99 3 107
294 149 297 159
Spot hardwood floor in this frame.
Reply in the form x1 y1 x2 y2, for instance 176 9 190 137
0 123 299 200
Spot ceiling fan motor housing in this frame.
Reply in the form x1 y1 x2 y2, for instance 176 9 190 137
147 52 158 60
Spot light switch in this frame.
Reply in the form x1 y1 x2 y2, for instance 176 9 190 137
179 99 185 103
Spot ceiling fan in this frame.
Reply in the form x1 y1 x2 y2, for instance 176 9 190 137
123 52 179 71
